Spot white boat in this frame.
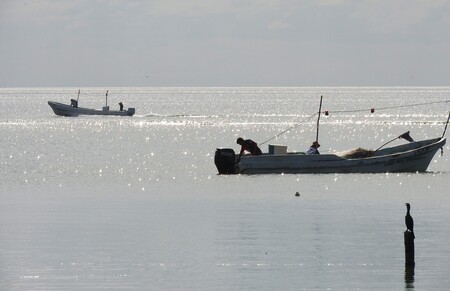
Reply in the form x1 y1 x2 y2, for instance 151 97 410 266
48 90 135 117
214 136 446 174
48 101 135 117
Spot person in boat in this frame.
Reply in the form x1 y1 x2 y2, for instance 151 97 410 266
119 102 124 111
70 99 78 107
306 141 320 155
236 137 262 161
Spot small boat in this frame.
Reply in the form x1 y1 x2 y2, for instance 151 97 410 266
214 136 446 174
48 101 135 117
215 96 450 175
48 90 135 117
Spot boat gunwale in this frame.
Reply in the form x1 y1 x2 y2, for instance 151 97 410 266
239 137 444 162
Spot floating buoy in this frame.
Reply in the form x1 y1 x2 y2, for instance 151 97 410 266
324 110 329 116
371 108 375 113
295 192 300 197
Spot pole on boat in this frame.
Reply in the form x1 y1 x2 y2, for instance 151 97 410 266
106 90 108 107
77 89 80 103
442 111 450 138
315 95 323 143
375 131 414 151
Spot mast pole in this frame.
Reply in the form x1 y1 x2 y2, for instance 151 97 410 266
442 111 450 138
316 95 323 142
77 89 80 102
106 90 108 107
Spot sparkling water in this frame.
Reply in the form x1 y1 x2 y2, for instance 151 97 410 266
1 87 450 290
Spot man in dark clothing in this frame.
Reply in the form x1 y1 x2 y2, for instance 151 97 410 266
70 99 78 107
236 137 262 161
119 102 124 111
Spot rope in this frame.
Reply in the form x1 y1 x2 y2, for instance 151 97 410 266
260 113 318 145
325 99 450 114
259 99 450 146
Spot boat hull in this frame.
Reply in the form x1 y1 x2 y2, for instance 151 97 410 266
216 137 446 174
48 101 135 117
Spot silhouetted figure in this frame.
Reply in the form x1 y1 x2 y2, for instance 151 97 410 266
119 102 124 111
405 203 415 239
236 137 262 161
70 99 78 108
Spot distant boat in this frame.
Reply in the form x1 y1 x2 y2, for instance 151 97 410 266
48 101 135 117
214 136 446 174
48 90 135 117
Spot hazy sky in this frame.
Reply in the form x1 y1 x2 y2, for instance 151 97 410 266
1 0 450 87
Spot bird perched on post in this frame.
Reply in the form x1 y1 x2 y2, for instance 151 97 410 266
405 203 415 239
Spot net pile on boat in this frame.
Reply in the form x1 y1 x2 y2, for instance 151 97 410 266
338 147 375 159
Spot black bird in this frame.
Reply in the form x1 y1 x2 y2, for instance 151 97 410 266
405 203 415 239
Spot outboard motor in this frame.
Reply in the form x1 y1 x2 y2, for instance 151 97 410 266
127 108 136 115
214 148 236 174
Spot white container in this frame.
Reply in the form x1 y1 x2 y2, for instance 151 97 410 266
268 144 287 155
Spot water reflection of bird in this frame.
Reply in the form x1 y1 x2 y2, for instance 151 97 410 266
405 203 415 239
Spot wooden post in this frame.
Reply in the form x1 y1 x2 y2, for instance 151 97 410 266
404 231 415 266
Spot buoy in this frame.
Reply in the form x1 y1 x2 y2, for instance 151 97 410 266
371 108 375 113
295 192 300 197
325 110 329 116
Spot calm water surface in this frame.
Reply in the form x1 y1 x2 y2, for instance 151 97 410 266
1 87 450 290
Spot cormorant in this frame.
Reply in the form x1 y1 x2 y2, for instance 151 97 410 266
405 203 415 239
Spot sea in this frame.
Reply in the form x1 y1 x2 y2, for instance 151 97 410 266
1 87 450 290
